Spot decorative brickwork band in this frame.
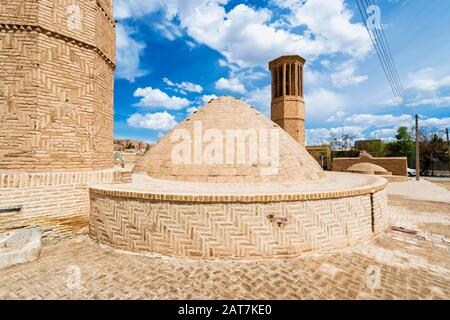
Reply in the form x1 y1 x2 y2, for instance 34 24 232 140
89 180 387 203
0 24 115 68
89 189 388 258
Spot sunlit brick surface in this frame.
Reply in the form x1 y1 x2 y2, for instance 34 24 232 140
133 96 324 183
0 192 448 300
0 0 115 171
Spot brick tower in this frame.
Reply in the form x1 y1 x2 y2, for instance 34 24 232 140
0 0 116 171
269 55 305 147
0 1 127 241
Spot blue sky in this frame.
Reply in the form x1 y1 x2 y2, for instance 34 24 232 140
113 0 450 145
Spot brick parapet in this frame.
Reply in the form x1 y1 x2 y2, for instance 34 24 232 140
89 188 388 258
89 180 387 203
0 168 131 241
333 154 408 176
0 169 130 189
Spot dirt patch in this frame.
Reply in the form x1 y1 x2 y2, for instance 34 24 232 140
388 195 450 215
418 223 450 238
432 181 450 191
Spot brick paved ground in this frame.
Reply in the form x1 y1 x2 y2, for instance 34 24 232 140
0 186 449 300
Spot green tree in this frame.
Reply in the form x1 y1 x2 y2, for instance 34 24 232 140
420 132 448 176
364 140 386 157
386 126 415 167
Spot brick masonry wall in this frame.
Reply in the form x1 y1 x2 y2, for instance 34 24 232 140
89 189 388 258
271 97 305 147
333 153 408 176
0 0 121 241
0 0 115 171
0 169 131 242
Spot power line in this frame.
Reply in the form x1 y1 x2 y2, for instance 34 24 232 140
356 0 414 128
356 0 439 156
365 0 430 132
362 0 441 136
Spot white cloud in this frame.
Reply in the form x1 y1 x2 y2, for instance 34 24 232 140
327 111 347 123
200 94 218 104
407 68 450 93
408 95 450 108
380 94 450 108
113 0 372 92
397 67 450 108
307 114 450 145
218 59 228 67
134 87 191 110
186 40 197 48
215 77 246 93
370 128 397 140
127 111 178 131
271 0 371 59
306 126 365 146
116 24 147 82
162 78 175 86
154 20 183 41
163 77 203 94
304 66 323 86
422 117 450 128
186 107 198 114
378 96 402 107
161 1 370 68
305 88 345 120
344 113 412 129
330 61 368 87
243 85 271 115
114 0 160 20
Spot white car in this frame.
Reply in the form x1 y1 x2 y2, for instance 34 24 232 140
407 168 416 177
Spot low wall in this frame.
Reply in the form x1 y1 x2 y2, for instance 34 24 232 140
89 188 388 258
0 169 131 242
333 153 408 176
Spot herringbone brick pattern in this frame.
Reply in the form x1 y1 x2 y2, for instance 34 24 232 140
89 190 387 258
134 96 324 183
0 0 115 170
0 169 131 241
0 229 447 300
0 194 448 300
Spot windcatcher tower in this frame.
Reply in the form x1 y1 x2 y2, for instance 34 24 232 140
0 1 128 241
269 55 305 147
0 0 116 170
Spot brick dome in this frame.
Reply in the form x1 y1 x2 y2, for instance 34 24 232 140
133 96 324 183
345 162 392 175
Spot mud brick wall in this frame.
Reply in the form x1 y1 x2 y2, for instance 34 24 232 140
89 189 388 258
0 0 118 241
333 153 408 176
0 0 115 171
0 169 131 242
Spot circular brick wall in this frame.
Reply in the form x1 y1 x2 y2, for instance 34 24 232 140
89 173 388 258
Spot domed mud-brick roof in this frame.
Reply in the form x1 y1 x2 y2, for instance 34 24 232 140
345 162 391 175
134 96 324 183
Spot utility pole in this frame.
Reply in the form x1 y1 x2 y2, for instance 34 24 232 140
446 128 450 173
415 114 420 181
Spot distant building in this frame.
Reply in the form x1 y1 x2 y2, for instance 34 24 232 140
114 139 152 152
